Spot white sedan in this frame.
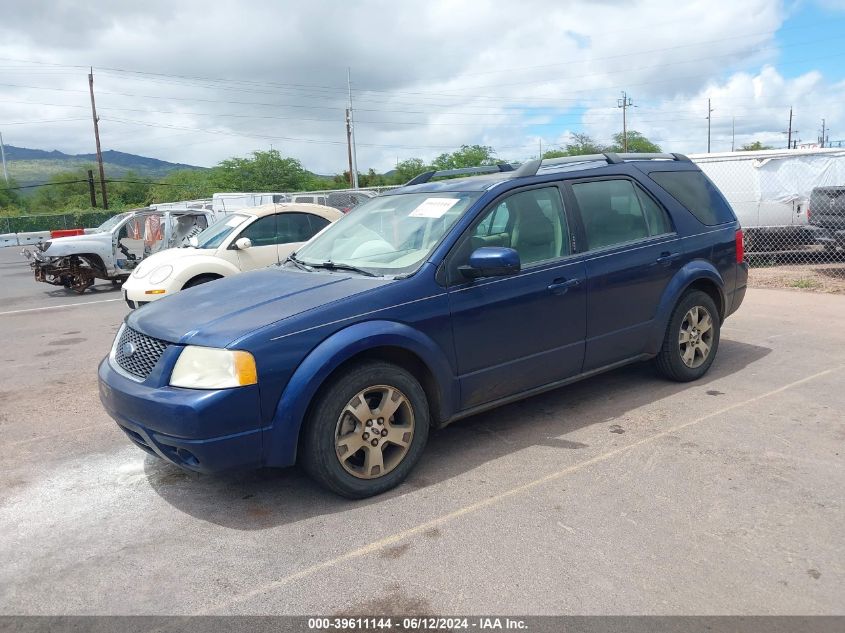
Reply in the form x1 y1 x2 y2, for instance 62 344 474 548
122 203 343 308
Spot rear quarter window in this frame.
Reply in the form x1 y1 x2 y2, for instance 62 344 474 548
649 170 735 226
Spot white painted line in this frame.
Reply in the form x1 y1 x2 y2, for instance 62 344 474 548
0 298 122 316
201 364 844 614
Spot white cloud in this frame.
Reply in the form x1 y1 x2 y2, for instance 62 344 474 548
3 0 841 175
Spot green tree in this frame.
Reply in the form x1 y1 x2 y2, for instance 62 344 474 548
108 171 152 207
431 144 498 170
606 130 661 153
29 167 102 212
148 169 216 204
543 133 604 158
739 141 773 151
393 158 430 183
0 177 21 212
214 149 313 192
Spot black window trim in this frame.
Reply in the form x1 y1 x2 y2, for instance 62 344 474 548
564 175 678 255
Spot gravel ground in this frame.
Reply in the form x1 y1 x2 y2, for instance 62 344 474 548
748 261 845 294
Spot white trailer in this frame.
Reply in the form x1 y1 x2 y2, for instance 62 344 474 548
688 148 845 253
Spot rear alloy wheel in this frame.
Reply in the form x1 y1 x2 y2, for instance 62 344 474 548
301 361 429 498
654 290 721 382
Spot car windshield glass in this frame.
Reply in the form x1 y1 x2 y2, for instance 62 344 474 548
194 214 250 249
295 192 479 275
95 212 131 233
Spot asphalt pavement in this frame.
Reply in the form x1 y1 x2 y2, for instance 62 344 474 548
0 246 843 615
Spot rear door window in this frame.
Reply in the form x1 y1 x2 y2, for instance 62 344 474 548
649 170 735 225
572 179 653 250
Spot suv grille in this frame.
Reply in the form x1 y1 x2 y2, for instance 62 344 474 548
114 326 170 380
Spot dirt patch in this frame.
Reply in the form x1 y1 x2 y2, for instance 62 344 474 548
748 262 845 294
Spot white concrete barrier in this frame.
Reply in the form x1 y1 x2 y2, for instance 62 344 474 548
16 231 51 245
0 233 19 248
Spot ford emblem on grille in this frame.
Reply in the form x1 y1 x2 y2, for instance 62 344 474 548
121 341 137 358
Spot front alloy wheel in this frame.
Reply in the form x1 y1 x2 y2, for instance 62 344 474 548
302 361 430 498
335 385 415 479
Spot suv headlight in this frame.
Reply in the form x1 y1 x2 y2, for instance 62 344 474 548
148 265 173 284
170 346 257 389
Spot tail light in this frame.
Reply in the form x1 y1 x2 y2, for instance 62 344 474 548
735 229 745 263
806 205 811 221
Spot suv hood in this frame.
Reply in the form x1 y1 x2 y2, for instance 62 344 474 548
43 232 109 253
127 267 389 347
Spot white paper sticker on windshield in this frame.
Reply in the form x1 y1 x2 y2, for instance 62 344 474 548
225 215 248 227
408 197 460 218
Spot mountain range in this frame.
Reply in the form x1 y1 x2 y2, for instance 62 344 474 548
1 145 203 192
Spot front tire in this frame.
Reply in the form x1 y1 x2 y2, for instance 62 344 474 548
654 290 721 382
301 361 430 498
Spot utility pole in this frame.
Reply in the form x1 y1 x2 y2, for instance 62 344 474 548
88 68 108 208
347 68 359 189
0 130 8 185
617 91 633 152
706 99 715 153
785 107 794 150
87 169 97 208
345 108 354 187
731 116 735 152
820 118 826 148
539 138 543 159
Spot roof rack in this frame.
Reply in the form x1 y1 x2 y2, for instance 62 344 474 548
511 152 690 178
404 163 515 186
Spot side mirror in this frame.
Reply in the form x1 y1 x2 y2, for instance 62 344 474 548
234 237 252 250
459 247 521 279
188 236 199 247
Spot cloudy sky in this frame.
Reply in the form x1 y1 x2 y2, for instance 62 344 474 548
1 0 844 174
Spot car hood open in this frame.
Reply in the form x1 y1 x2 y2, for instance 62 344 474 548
126 267 388 347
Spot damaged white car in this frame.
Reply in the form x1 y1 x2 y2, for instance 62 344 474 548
22 208 213 293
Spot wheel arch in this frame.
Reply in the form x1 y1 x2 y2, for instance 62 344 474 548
264 320 457 468
647 260 726 355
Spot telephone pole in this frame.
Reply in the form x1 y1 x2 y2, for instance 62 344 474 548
0 130 8 185
88 69 108 208
820 118 826 148
784 107 794 150
347 68 359 189
345 108 354 187
617 92 633 152
731 116 735 152
706 99 715 153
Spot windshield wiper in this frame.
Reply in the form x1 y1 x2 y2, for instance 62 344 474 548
306 260 380 277
284 253 314 271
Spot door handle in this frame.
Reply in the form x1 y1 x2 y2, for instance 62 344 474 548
547 278 581 295
655 252 681 266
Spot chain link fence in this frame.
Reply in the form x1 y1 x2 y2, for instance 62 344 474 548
0 211 115 234
691 149 845 289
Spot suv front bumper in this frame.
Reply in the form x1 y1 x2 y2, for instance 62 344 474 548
98 357 264 473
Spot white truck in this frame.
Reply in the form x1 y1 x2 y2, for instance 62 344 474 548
22 207 214 293
689 148 845 254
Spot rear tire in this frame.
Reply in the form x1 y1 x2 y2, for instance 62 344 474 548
654 290 720 382
301 361 430 499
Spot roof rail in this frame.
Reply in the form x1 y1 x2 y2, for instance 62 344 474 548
404 163 514 186
512 152 690 178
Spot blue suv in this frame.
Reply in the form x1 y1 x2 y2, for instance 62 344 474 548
98 153 748 498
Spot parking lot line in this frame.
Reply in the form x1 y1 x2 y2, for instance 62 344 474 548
202 364 844 614
0 298 122 316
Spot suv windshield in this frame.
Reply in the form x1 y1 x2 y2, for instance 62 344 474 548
295 192 479 275
95 212 131 233
194 214 250 249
